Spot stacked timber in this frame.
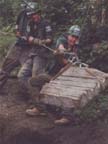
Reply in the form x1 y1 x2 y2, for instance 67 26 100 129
40 66 108 109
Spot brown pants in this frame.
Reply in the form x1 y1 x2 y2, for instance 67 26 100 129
18 55 48 80
0 44 31 88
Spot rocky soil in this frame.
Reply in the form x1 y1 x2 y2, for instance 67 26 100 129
0 78 108 144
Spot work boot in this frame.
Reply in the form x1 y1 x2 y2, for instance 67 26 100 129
26 107 41 116
29 73 51 87
54 117 70 125
26 107 47 116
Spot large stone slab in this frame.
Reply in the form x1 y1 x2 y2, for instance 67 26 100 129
40 66 108 109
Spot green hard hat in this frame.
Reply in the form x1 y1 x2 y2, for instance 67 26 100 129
68 25 80 37
26 2 41 14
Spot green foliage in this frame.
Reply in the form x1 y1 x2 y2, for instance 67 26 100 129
74 90 108 123
0 0 89 28
0 0 108 29
0 0 22 27
0 35 15 60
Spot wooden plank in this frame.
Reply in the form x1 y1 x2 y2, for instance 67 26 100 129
44 82 96 88
62 67 108 81
41 91 82 100
42 82 100 93
50 80 99 88
41 87 86 99
56 76 98 83
42 83 98 94
62 67 97 79
40 89 85 99
56 75 108 90
41 84 88 97
43 82 101 97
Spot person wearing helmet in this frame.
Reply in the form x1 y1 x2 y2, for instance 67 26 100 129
49 25 80 76
0 1 53 92
57 25 80 54
17 2 53 116
52 25 81 125
17 1 53 84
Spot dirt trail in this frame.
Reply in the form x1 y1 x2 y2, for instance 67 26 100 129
0 79 108 144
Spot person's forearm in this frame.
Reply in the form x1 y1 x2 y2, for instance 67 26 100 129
41 38 52 45
28 36 52 45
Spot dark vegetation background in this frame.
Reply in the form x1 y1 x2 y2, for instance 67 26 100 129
0 0 108 71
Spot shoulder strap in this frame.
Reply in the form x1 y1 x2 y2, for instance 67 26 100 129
17 10 29 37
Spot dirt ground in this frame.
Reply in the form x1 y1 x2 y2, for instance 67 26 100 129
0 79 108 144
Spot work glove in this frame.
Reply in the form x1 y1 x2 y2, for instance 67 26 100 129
58 47 66 54
53 47 67 55
15 31 21 37
28 36 34 43
28 36 49 46
34 39 48 46
20 36 27 41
